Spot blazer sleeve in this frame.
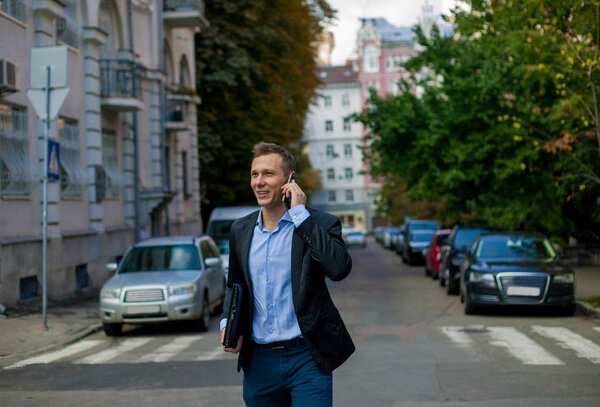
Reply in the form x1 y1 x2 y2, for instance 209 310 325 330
219 223 244 323
294 212 352 282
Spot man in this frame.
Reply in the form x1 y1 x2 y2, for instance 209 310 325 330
220 142 354 406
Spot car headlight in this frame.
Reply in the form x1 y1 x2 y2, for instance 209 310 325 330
100 287 121 299
169 283 197 296
469 272 496 286
553 273 575 284
451 257 463 266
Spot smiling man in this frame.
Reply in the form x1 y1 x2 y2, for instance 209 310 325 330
220 142 354 407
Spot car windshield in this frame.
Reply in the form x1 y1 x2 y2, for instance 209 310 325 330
348 231 363 237
119 245 201 273
407 222 437 233
454 229 488 251
476 236 556 259
208 220 235 240
215 239 229 255
411 232 435 242
387 228 401 235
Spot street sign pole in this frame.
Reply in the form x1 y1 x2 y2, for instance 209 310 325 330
42 66 50 329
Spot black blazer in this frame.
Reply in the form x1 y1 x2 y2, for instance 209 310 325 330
221 207 355 374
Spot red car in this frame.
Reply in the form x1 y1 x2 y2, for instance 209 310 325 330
424 229 450 279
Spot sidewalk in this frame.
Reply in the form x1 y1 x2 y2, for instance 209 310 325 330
0 267 598 366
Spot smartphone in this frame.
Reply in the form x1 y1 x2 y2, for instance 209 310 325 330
283 173 295 210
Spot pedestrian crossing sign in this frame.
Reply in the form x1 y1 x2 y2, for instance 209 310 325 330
47 140 60 181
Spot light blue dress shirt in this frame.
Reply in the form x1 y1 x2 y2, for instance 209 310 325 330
220 205 310 344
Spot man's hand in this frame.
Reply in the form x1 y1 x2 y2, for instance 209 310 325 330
281 179 306 208
221 327 243 354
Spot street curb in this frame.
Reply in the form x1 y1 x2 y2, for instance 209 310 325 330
576 300 600 318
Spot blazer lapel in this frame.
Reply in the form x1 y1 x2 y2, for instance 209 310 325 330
238 213 256 289
290 230 305 308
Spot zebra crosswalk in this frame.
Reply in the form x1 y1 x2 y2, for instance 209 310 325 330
4 334 235 370
441 325 600 366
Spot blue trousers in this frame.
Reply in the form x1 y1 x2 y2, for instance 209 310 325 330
242 342 333 407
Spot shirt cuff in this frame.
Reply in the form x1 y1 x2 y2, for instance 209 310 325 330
219 318 227 331
288 205 310 227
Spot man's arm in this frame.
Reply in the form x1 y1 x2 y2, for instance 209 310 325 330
220 224 244 354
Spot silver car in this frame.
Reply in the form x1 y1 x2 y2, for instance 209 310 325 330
100 235 226 336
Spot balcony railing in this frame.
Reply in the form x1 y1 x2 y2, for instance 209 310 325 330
99 59 146 111
163 0 204 13
166 99 187 122
0 0 26 23
163 0 206 28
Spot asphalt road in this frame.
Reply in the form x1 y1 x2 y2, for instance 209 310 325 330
2 239 600 406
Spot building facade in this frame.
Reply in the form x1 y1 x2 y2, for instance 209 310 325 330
0 0 206 307
304 65 370 232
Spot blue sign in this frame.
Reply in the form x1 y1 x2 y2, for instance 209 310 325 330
47 140 60 181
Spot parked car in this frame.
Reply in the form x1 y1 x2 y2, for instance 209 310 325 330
206 206 260 274
440 226 494 294
460 232 576 315
401 220 439 262
404 230 436 265
382 227 402 249
392 225 406 254
99 235 227 336
345 230 367 248
424 229 451 278
374 227 386 243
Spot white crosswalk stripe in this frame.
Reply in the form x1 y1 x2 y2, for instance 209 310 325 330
197 345 232 361
487 326 563 365
593 327 600 334
137 336 203 363
4 340 102 370
75 338 153 365
440 326 473 347
532 326 600 364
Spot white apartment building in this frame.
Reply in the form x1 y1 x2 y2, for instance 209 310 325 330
0 0 206 307
304 65 373 233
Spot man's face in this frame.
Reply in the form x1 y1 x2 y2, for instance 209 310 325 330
251 153 288 209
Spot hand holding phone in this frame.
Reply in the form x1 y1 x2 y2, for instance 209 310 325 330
283 173 294 210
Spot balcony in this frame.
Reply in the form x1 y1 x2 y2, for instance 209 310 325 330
0 0 26 23
163 0 208 28
99 59 145 112
165 98 188 131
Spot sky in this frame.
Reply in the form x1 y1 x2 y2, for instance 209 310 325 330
325 0 459 65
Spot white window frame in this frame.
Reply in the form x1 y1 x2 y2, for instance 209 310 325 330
59 118 86 197
325 120 333 132
0 105 32 196
327 168 335 180
344 167 353 180
328 190 336 203
345 189 354 202
344 143 352 158
101 129 122 197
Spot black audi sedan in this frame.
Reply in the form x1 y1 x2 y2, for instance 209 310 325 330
459 232 576 315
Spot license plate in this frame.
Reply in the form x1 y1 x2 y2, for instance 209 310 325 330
127 305 160 314
506 286 540 297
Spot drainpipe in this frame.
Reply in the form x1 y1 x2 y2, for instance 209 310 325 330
127 0 141 242
157 1 171 235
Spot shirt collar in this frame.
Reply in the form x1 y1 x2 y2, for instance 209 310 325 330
256 208 293 231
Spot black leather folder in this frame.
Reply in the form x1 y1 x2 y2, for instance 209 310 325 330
223 283 244 348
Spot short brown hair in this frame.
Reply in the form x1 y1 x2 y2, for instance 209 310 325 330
252 142 296 174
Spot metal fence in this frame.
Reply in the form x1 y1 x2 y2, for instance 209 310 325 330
163 0 204 12
0 108 32 196
99 59 145 99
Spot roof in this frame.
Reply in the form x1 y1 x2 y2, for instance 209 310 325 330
317 65 358 84
360 18 414 43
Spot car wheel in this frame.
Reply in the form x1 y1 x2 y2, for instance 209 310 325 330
424 266 431 277
439 270 446 287
464 290 478 315
195 294 210 332
446 276 458 295
432 270 439 280
102 322 123 337
560 303 576 317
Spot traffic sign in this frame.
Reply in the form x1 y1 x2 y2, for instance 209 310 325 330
30 46 68 89
26 87 70 121
47 140 60 181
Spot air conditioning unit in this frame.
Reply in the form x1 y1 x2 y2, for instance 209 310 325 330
0 59 19 95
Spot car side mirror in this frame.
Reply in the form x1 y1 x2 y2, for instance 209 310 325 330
205 257 220 268
105 262 118 274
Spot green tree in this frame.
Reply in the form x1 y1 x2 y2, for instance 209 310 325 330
355 0 600 242
195 0 331 220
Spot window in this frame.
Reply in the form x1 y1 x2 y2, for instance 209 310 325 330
327 168 335 180
56 0 80 48
344 168 353 180
385 55 409 72
59 118 85 197
342 94 350 107
101 129 122 197
323 96 332 107
365 81 379 93
389 80 402 96
345 190 354 202
328 190 336 203
0 105 32 196
344 144 352 158
325 120 333 132
343 118 351 132
0 0 26 22
363 45 379 73
326 144 335 158
182 151 190 199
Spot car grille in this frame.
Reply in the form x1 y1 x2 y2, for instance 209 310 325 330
498 273 548 303
124 288 165 303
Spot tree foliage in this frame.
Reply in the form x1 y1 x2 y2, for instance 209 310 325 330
355 0 600 243
195 0 331 220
